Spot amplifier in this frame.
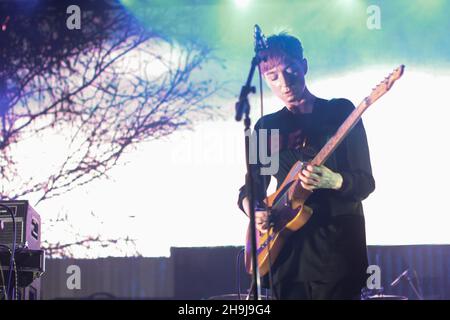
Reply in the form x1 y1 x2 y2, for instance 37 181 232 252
0 248 45 287
0 200 41 250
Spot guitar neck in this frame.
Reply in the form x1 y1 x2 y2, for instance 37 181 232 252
310 99 370 166
310 65 404 166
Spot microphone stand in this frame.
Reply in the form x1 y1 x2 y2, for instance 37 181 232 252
391 268 424 300
406 272 424 300
235 54 263 300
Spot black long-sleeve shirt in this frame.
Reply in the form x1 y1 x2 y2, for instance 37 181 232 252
237 97 375 284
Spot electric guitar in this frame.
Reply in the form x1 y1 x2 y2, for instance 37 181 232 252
245 65 405 276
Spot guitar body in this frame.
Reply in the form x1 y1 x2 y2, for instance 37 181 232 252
244 160 313 276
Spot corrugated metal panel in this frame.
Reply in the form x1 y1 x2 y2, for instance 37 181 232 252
41 257 173 299
40 245 450 299
367 245 450 299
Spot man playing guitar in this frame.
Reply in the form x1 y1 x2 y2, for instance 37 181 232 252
237 32 375 299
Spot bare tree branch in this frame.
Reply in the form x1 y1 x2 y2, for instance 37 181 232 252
0 3 221 205
0 1 224 257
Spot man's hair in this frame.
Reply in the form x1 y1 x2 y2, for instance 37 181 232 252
259 32 304 73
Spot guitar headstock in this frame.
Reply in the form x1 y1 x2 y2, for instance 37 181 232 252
366 65 405 105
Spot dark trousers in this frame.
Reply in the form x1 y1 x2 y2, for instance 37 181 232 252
273 277 363 300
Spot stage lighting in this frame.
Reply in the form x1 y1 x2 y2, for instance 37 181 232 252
234 0 251 9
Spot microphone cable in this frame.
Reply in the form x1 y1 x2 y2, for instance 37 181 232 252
0 204 17 300
257 61 276 300
236 247 245 300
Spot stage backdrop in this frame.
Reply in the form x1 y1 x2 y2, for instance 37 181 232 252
1 0 449 258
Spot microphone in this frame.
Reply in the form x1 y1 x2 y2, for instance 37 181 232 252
234 25 267 122
390 269 409 287
254 24 268 54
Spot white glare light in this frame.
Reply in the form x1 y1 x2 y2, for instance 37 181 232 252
234 0 250 9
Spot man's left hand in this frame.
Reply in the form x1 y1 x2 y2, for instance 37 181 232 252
298 164 343 191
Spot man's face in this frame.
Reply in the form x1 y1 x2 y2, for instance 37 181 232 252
262 57 308 110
